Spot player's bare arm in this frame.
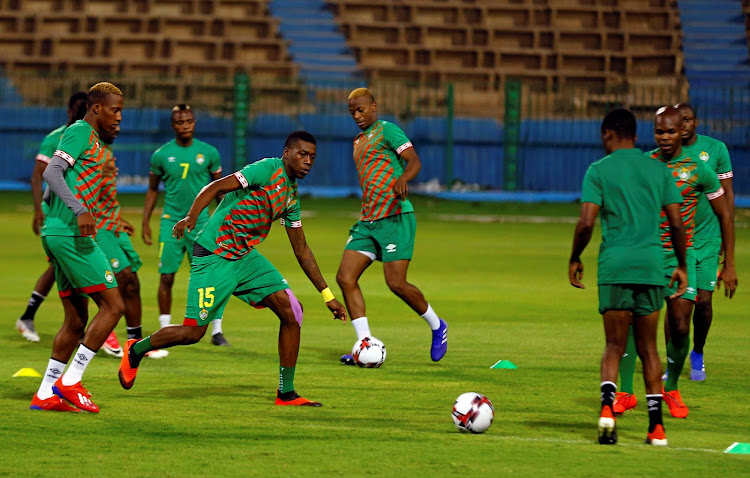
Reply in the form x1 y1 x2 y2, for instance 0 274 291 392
141 172 162 245
664 202 688 298
393 147 421 200
121 217 135 236
211 170 226 203
286 226 347 322
569 202 599 289
708 193 737 297
30 160 47 235
173 173 242 239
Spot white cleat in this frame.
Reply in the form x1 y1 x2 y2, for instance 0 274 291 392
16 319 40 342
145 349 169 359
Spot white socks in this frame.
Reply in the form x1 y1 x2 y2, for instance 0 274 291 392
212 318 223 336
421 304 441 330
61 345 96 386
37 358 66 399
351 317 371 340
159 314 171 328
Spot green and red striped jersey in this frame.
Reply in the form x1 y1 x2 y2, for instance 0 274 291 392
196 158 301 260
648 149 723 251
42 120 107 237
96 146 122 232
352 120 415 221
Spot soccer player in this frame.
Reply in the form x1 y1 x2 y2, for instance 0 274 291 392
336 88 447 365
119 131 347 406
569 108 688 446
614 107 736 419
96 144 168 359
675 103 734 380
142 105 229 345
31 82 125 413
16 92 87 342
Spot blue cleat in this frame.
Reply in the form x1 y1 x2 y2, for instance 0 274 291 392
430 319 448 362
690 350 706 381
340 354 355 366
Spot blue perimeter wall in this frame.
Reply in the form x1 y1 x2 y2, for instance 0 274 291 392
1 106 748 203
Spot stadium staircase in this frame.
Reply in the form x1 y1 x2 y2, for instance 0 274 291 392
678 0 750 86
268 0 362 81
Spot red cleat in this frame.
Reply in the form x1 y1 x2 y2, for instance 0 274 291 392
645 424 668 446
118 339 140 390
52 379 99 413
663 388 689 418
275 390 322 407
30 393 81 412
612 392 637 415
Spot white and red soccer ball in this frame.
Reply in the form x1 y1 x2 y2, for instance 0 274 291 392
352 337 386 368
452 392 495 433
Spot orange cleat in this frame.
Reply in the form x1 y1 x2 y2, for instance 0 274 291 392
598 406 617 444
613 392 637 415
118 339 140 390
52 379 99 413
275 390 322 407
30 393 81 412
645 424 668 446
663 388 689 418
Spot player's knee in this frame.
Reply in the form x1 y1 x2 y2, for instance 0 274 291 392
336 269 353 289
284 289 303 327
183 326 205 344
160 274 175 289
695 293 712 308
386 277 408 297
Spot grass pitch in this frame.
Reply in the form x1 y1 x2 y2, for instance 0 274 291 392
1 192 748 476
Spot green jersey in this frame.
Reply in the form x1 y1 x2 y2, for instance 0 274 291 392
42 120 107 237
683 134 733 244
648 148 724 251
196 158 301 260
353 120 415 221
37 124 67 164
150 138 222 221
97 146 122 232
581 148 682 285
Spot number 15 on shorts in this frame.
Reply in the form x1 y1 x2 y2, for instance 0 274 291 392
198 287 215 308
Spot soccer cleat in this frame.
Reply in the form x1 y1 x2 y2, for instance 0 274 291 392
52 379 99 413
16 318 40 342
275 389 322 407
118 339 140 390
430 319 448 362
340 354 355 366
30 393 80 412
612 392 637 415
211 332 231 347
690 350 706 381
145 349 169 359
663 388 689 418
101 332 123 357
597 406 617 444
645 424 668 446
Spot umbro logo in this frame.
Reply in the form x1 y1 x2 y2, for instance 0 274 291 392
667 357 675 364
77 353 88 362
276 185 282 191
50 368 62 375
386 244 397 253
648 399 659 408
168 156 176 162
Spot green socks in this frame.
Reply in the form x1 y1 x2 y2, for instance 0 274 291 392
279 366 295 394
132 336 154 357
619 326 637 395
665 334 689 392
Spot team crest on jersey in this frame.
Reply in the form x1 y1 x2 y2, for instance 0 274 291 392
105 271 114 283
110 258 120 269
700 151 709 162
199 308 208 320
679 168 690 181
196 153 205 165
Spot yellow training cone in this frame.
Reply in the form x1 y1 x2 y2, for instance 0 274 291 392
13 368 42 378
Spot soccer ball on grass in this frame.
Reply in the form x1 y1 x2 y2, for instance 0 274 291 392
352 337 386 368
452 392 494 433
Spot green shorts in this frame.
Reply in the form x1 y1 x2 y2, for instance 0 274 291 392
598 284 665 316
694 238 721 292
158 216 204 274
183 248 289 326
344 212 416 262
42 235 118 297
96 229 142 274
664 249 697 301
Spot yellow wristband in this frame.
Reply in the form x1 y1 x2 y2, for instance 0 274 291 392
321 287 335 303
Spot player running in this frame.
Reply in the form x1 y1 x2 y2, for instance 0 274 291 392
142 105 229 345
570 108 687 446
16 92 87 342
119 131 347 406
674 103 735 381
337 88 447 365
31 82 125 413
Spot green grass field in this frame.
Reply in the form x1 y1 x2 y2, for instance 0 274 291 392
1 192 748 476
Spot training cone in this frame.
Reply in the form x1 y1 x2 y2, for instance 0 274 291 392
725 442 750 454
490 360 518 369
13 368 42 378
